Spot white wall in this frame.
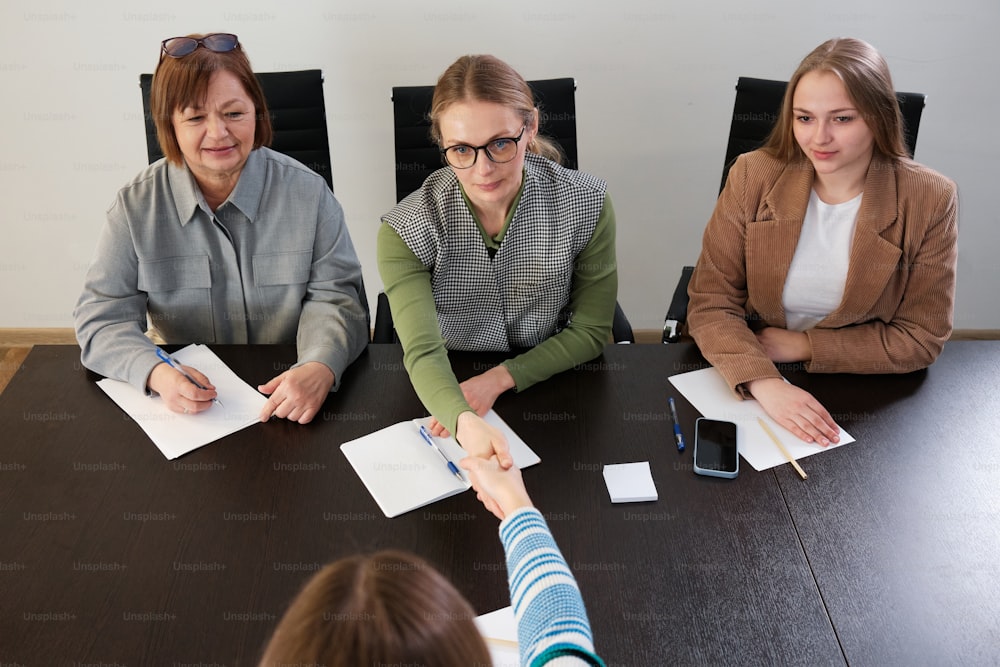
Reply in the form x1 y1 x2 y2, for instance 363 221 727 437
1 0 996 331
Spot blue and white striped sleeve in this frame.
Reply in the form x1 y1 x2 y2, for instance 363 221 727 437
499 507 605 667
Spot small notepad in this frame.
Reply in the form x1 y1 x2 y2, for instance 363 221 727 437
603 462 658 503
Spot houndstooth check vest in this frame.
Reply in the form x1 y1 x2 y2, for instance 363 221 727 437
384 152 606 351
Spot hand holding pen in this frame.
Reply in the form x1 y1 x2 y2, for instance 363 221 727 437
149 348 222 414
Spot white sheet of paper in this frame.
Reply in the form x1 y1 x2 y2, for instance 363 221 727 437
340 410 540 518
475 606 519 667
96 344 267 460
669 367 855 471
603 461 658 502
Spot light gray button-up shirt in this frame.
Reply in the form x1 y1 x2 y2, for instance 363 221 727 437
74 147 369 391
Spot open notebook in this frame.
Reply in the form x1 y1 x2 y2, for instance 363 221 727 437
341 410 540 518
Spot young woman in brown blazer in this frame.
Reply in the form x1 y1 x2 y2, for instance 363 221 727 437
688 38 958 446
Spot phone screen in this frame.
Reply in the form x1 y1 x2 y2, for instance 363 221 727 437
695 419 738 473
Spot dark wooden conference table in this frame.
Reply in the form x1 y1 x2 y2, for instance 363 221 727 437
1 342 998 665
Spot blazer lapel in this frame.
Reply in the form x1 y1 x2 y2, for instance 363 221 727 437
746 159 813 328
821 155 902 326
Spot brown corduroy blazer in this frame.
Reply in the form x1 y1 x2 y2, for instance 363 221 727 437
688 149 958 393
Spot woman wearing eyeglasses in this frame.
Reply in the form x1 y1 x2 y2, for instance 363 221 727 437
74 34 369 424
378 55 618 464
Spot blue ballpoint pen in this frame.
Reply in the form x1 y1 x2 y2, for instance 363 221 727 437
669 397 685 452
418 424 465 482
155 348 224 407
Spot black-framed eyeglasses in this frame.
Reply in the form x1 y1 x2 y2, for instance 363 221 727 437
161 33 240 59
440 125 526 169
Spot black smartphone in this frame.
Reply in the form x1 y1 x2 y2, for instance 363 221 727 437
693 418 739 479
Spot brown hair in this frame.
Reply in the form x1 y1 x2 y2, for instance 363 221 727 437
762 37 908 162
258 550 492 667
430 54 565 164
150 34 272 164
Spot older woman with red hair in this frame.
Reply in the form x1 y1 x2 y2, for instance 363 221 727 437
75 34 368 424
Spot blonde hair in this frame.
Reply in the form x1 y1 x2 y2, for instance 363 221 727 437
150 34 272 165
430 54 564 164
258 551 491 667
762 37 908 162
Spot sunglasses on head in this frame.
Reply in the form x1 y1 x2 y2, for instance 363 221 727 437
161 33 239 59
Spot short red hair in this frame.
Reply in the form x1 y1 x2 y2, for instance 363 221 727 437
150 34 272 164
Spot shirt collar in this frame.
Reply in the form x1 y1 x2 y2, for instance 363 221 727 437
226 148 266 222
166 148 267 225
166 160 203 226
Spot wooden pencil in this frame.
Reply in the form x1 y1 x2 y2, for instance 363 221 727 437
757 417 808 480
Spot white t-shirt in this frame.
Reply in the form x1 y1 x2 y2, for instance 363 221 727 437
781 190 862 331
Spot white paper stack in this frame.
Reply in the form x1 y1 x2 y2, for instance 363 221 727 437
603 461 658 503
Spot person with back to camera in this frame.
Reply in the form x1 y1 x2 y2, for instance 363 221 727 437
74 33 369 424
378 54 618 466
687 37 958 446
258 456 604 666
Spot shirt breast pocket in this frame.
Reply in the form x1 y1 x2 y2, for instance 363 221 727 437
253 250 312 309
137 255 214 341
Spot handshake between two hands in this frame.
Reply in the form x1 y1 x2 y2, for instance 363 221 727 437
460 455 533 521
447 408 532 521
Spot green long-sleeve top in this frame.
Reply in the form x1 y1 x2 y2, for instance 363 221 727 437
377 185 617 436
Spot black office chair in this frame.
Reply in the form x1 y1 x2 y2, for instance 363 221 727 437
661 77 927 343
372 292 396 344
375 78 635 344
139 69 334 191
